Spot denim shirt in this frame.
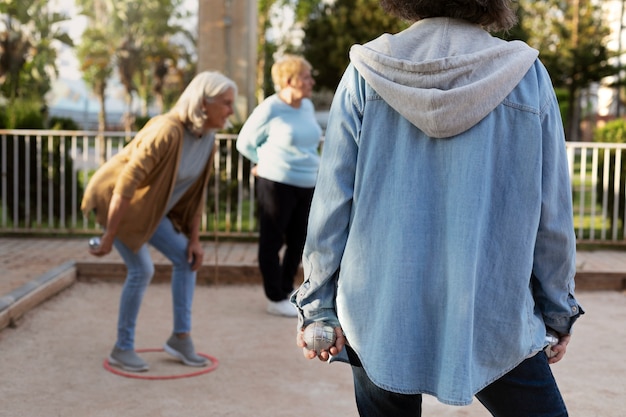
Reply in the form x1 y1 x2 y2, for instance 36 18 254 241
292 60 583 405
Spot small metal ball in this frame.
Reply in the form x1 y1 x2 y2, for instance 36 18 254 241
544 332 559 358
88 237 101 250
303 322 336 352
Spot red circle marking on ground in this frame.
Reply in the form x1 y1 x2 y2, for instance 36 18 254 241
102 348 219 380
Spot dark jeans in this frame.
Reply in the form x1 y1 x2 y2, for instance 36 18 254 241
350 349 568 417
256 177 314 301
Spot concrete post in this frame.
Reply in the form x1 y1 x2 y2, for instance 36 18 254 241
197 0 258 121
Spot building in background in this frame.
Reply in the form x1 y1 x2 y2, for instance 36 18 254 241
596 0 625 121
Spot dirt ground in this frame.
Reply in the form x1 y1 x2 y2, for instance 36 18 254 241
0 281 624 417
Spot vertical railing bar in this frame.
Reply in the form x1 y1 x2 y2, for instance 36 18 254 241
82 135 90 229
200 188 211 233
577 148 587 239
59 135 66 228
215 146 222 233
249 167 255 233
12 135 19 229
567 146 576 238
1 134 7 227
612 150 622 241
236 148 244 233
106 135 112 161
590 148 598 240
36 135 42 226
95 132 101 170
48 136 54 228
202 139 213 233
24 135 31 228
71 135 78 228
601 148 610 240
225 139 232 232
567 146 575 184
621 167 626 240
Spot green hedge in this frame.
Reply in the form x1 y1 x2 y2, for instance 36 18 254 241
0 100 81 228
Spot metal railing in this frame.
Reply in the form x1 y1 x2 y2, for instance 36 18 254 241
567 142 626 244
0 129 257 238
2 129 626 245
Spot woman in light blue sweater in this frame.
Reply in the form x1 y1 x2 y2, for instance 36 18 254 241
237 55 322 317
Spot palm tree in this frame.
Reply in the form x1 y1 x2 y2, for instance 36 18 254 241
76 26 114 163
0 0 72 100
109 0 193 131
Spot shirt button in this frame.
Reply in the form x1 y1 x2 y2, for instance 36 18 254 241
572 306 578 312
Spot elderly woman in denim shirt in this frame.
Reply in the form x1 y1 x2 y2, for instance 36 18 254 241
291 0 584 415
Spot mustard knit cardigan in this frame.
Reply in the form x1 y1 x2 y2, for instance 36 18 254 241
81 113 215 252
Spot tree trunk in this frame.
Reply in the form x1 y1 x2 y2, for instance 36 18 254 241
97 93 107 165
566 84 580 142
125 92 133 135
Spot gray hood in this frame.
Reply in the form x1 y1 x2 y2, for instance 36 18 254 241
350 18 539 138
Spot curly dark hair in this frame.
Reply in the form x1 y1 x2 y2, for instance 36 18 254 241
379 0 517 32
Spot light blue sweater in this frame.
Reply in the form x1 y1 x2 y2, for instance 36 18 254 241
236 94 322 188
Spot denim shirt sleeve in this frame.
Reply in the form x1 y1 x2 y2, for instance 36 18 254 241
290 66 363 330
532 64 584 335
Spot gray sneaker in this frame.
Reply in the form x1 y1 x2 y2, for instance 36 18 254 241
163 334 208 367
108 347 149 372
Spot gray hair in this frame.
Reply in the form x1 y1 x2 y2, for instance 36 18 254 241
171 71 238 135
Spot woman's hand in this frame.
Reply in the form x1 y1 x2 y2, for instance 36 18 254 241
187 239 204 271
88 232 113 257
297 326 346 362
90 193 129 257
547 333 571 364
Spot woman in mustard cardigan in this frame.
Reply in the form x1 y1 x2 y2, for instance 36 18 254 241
82 71 237 372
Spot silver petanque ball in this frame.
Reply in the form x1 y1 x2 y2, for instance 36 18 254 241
303 322 336 352
544 332 559 358
88 237 101 250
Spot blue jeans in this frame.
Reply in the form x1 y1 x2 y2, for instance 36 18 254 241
351 350 568 417
113 216 197 350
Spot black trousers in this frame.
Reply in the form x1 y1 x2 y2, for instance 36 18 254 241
255 177 314 301
350 348 568 417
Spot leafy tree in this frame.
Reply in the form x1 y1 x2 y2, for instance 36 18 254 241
109 0 192 126
257 0 277 101
0 0 72 101
135 19 196 115
76 0 195 133
76 0 115 137
256 0 319 101
506 0 614 140
76 26 114 135
160 62 196 111
301 0 408 92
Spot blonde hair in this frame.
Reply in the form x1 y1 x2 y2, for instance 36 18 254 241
171 71 238 135
271 55 313 91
